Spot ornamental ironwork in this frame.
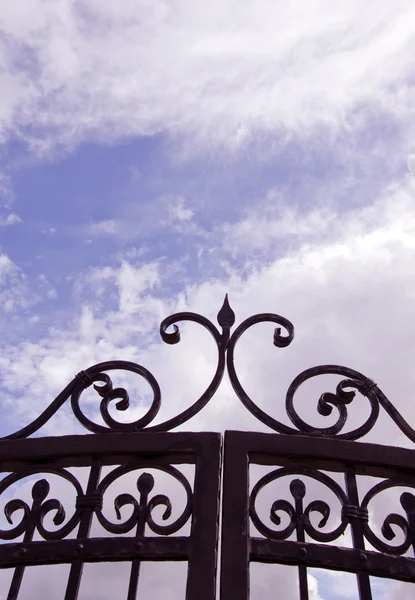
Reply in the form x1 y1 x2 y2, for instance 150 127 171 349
0 296 414 599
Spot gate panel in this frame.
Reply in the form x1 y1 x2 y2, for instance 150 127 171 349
2 298 415 599
0 431 222 600
221 430 415 600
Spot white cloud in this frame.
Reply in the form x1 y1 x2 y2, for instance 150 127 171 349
250 564 299 598
88 219 119 236
0 254 31 315
1 173 415 440
0 1 415 155
0 170 14 205
308 574 324 600
0 212 20 226
84 194 201 241
408 154 415 176
221 189 336 257
226 177 415 263
168 197 194 222
390 580 415 599
311 570 359 599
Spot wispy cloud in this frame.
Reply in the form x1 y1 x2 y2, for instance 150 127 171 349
1 2 415 156
0 212 20 226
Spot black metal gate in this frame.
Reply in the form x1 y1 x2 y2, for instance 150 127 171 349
1 297 415 599
0 431 221 600
221 431 415 599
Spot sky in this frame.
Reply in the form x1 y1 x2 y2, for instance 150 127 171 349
1 1 415 598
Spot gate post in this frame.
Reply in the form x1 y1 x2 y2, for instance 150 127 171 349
186 433 222 600
220 431 250 600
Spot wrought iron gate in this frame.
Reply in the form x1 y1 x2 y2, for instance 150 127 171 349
0 431 221 600
221 431 415 600
1 297 415 599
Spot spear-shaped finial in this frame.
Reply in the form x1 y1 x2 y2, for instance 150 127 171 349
217 294 236 330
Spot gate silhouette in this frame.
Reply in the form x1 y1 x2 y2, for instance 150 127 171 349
1 297 415 599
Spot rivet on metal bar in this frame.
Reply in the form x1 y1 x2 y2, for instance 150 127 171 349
76 493 103 511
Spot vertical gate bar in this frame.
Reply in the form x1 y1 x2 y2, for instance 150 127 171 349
126 478 150 600
220 432 249 600
6 526 35 600
298 566 309 600
295 508 309 599
7 477 47 600
64 461 102 600
126 559 141 600
345 468 372 600
291 479 309 600
186 433 222 600
7 566 24 600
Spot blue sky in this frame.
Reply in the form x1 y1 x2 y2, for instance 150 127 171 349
1 1 415 598
1 112 410 343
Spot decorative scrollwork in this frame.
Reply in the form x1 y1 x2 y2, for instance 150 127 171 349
250 468 348 543
150 294 235 431
225 311 383 438
3 297 235 439
284 366 381 440
226 312 296 435
0 467 83 541
71 362 162 434
361 479 415 555
280 365 415 441
225 301 415 442
95 462 192 537
2 295 415 442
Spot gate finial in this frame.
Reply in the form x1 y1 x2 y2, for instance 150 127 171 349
217 294 235 330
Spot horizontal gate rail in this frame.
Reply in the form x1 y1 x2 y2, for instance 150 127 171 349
0 431 215 469
250 538 415 581
0 536 190 567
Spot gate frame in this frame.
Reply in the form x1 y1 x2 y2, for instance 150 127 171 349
0 431 222 600
221 430 415 600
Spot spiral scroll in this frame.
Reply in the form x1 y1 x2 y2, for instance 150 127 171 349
225 302 415 442
250 467 348 543
360 479 415 555
0 467 83 541
95 462 192 536
2 295 415 442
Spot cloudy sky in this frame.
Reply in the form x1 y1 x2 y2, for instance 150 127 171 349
1 1 415 598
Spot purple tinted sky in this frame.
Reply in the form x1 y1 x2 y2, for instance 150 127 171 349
1 3 415 599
